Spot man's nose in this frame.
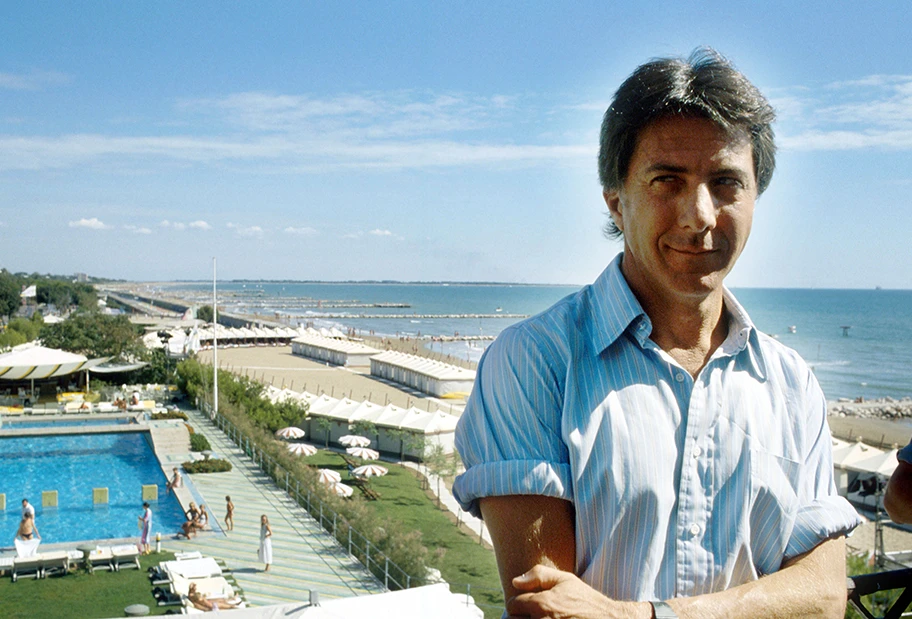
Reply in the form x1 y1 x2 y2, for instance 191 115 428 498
678 184 716 231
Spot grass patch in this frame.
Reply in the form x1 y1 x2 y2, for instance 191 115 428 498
0 551 176 619
302 451 504 618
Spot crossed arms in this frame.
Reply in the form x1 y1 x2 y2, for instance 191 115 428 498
481 494 847 619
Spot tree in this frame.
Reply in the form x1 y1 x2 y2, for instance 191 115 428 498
39 312 143 359
424 443 459 508
0 270 21 319
197 305 214 323
386 428 410 461
351 420 379 445
315 417 333 447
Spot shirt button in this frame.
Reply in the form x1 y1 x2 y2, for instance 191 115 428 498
689 523 701 536
692 445 703 458
675 373 685 383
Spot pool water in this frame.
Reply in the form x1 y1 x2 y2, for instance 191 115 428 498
0 431 187 545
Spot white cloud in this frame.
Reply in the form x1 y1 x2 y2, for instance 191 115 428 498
68 217 110 230
123 224 152 234
778 75 912 151
227 222 265 237
188 220 212 230
0 70 70 91
160 220 186 231
369 229 393 237
284 226 318 236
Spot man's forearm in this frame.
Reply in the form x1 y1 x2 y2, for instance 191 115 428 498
668 537 847 619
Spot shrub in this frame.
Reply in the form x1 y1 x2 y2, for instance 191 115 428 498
190 432 211 452
151 411 188 421
182 458 232 473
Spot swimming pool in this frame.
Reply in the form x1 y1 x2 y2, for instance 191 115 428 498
0 431 187 545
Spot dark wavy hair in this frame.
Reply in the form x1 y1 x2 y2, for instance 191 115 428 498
599 48 777 238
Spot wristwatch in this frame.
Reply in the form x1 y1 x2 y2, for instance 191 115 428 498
651 601 678 618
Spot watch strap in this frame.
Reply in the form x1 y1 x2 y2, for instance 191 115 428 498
651 601 678 618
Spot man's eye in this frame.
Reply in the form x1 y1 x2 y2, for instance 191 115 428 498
715 177 743 188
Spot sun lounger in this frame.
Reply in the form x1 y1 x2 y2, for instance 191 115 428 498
87 547 115 573
161 557 223 580
174 551 203 561
170 574 237 599
41 550 71 578
12 554 44 581
112 544 141 571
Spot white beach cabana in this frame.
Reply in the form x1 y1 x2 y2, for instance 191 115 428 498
369 350 476 398
832 441 885 496
290 333 380 368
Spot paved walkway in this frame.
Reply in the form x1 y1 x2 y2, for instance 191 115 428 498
160 407 385 607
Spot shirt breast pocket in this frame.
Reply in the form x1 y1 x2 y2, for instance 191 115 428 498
749 447 801 575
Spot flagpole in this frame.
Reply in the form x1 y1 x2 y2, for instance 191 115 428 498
212 257 218 420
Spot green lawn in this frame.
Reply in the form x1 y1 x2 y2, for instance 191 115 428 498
302 451 505 618
0 552 176 619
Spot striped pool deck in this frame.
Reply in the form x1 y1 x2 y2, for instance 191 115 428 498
160 407 385 607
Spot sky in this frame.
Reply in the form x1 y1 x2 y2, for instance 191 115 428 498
1 1 911 288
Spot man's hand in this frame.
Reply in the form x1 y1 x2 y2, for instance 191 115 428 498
506 564 651 619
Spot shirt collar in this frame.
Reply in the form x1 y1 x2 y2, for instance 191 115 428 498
587 253 651 354
587 253 767 381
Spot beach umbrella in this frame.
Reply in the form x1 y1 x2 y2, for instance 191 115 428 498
331 482 354 498
287 443 317 456
317 469 342 485
352 464 388 478
275 426 305 440
346 447 380 461
339 435 371 448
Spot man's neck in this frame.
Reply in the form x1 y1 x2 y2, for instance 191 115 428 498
624 275 728 377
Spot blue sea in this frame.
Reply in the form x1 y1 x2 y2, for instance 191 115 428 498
162 281 912 401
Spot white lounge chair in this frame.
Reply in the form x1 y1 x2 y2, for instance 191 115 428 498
12 554 44 581
87 547 115 573
40 551 71 578
112 544 141 571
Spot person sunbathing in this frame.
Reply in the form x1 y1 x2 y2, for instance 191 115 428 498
187 582 242 611
179 503 200 539
166 467 182 494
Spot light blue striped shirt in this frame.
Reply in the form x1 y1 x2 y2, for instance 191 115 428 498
453 254 860 601
899 440 912 464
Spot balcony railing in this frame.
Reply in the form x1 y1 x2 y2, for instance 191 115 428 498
848 568 912 619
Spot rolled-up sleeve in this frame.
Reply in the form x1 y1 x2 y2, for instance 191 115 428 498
785 374 861 559
453 325 572 518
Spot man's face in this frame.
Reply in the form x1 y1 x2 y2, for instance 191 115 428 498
604 116 756 303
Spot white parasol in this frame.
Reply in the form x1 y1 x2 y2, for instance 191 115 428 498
287 443 318 456
275 427 306 440
317 469 342 485
352 464 388 478
346 447 380 461
339 435 371 448
330 482 354 498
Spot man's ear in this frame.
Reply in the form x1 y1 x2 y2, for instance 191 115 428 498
603 189 624 234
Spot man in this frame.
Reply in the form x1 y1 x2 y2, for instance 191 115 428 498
884 439 912 524
453 49 860 618
21 498 34 520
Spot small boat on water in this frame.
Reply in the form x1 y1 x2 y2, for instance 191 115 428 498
788 325 797 334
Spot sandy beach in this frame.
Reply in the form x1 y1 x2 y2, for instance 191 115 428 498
196 345 467 416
